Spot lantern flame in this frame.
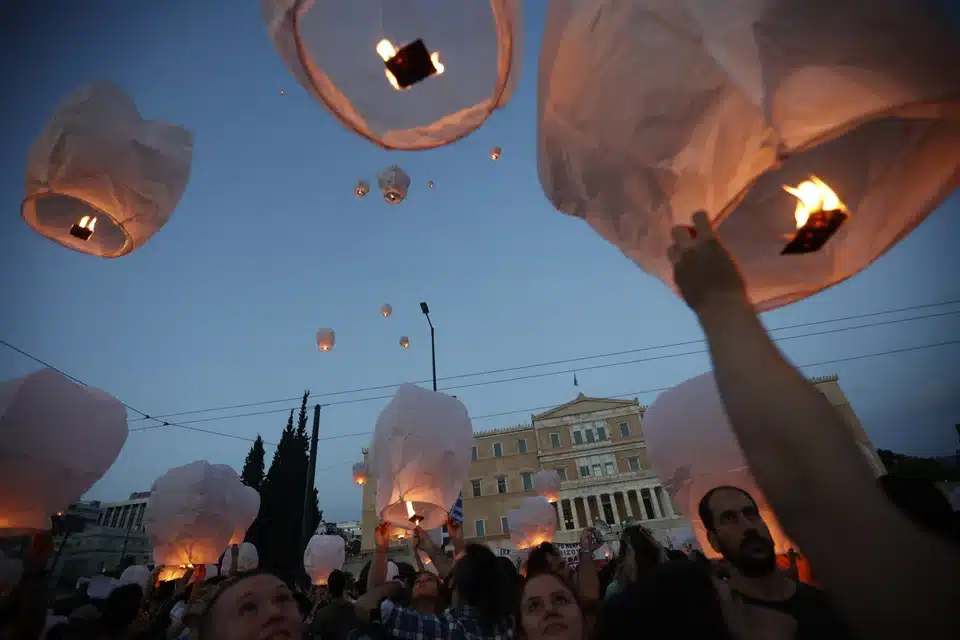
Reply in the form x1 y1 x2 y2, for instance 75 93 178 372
356 477 365 485
377 39 444 91
782 177 845 229
405 500 416 518
79 216 96 232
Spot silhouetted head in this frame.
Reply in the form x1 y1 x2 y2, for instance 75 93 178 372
698 486 775 577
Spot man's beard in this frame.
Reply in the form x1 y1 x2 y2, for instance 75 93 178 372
722 532 777 577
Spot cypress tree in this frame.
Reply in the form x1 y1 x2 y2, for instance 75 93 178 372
240 435 266 491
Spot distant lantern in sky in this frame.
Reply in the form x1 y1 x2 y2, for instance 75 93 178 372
376 165 411 204
490 146 501 161
380 303 393 318
355 180 370 198
537 0 960 312
427 180 435 189
260 0 523 151
399 336 410 349
21 82 194 258
316 328 335 352
279 88 286 95
352 462 369 486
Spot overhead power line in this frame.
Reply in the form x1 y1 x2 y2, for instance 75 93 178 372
126 299 960 422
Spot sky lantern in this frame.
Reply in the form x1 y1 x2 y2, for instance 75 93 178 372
352 462 369 486
533 469 562 503
380 303 392 318
642 372 855 558
490 146 501 161
304 534 345 585
399 336 410 349
355 180 370 198
221 541 259 574
226 482 260 546
316 328 335 352
0 368 128 534
537 0 960 311
507 496 556 549
428 180 435 189
261 0 522 151
21 82 193 258
118 565 152 591
376 165 411 204
373 384 474 532
143 461 238 566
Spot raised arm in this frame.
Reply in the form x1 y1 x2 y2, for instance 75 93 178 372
667 211 960 638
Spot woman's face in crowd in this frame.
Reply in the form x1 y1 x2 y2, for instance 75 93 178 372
520 573 584 640
208 574 303 640
412 572 439 599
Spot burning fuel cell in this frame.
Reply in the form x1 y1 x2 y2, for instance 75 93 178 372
69 215 97 241
781 177 848 255
377 38 445 91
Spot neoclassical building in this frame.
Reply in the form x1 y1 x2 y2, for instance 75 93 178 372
359 375 881 555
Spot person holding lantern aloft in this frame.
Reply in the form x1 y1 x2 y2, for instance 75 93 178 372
666 211 960 639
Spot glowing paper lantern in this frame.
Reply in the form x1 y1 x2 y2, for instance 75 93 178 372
373 384 473 531
537 0 960 311
355 180 370 198
21 82 193 258
376 165 411 204
507 496 556 549
261 0 523 151
227 483 260 546
143 461 237 566
428 181 435 189
0 368 128 534
303 534 345 585
316 328 335 352
399 336 410 349
352 462 369 486
490 146 502 161
533 470 562 503
221 541 259 574
156 566 186 582
380 304 393 318
642 373 802 558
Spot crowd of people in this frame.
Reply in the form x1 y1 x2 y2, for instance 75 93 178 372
2 213 958 639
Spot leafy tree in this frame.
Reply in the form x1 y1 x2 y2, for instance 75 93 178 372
240 435 266 491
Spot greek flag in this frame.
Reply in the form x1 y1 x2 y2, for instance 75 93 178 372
450 492 463 524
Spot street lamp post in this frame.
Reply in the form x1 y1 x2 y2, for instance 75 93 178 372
419 302 437 391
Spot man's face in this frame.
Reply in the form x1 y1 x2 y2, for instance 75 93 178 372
705 489 776 577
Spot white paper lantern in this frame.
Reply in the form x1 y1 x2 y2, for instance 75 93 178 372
221 541 259 574
399 336 410 349
143 461 237 566
376 165 411 204
0 369 128 535
507 496 556 550
490 146 502 161
352 462 369 486
373 384 474 532
227 483 260 546
316 328 335 352
380 304 393 318
355 180 370 198
533 470 562 503
537 0 960 311
118 565 151 591
261 0 523 151
304 534 345 585
21 82 193 258
157 566 187 582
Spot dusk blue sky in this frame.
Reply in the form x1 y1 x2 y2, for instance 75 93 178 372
2 1 958 522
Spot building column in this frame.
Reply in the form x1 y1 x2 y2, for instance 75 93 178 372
571 498 582 529
657 486 675 517
647 488 663 519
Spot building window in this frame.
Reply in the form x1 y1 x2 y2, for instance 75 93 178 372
497 476 507 494
579 465 591 478
501 516 509 533
601 495 615 525
592 464 602 477
597 426 607 441
550 433 561 448
604 462 615 476
475 520 486 537
641 488 656 519
619 422 630 437
628 457 641 472
573 431 584 445
471 479 482 498
471 446 478 461
556 467 567 481
561 500 575 530
493 442 503 457
521 472 534 490
585 430 596 444
517 438 527 454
